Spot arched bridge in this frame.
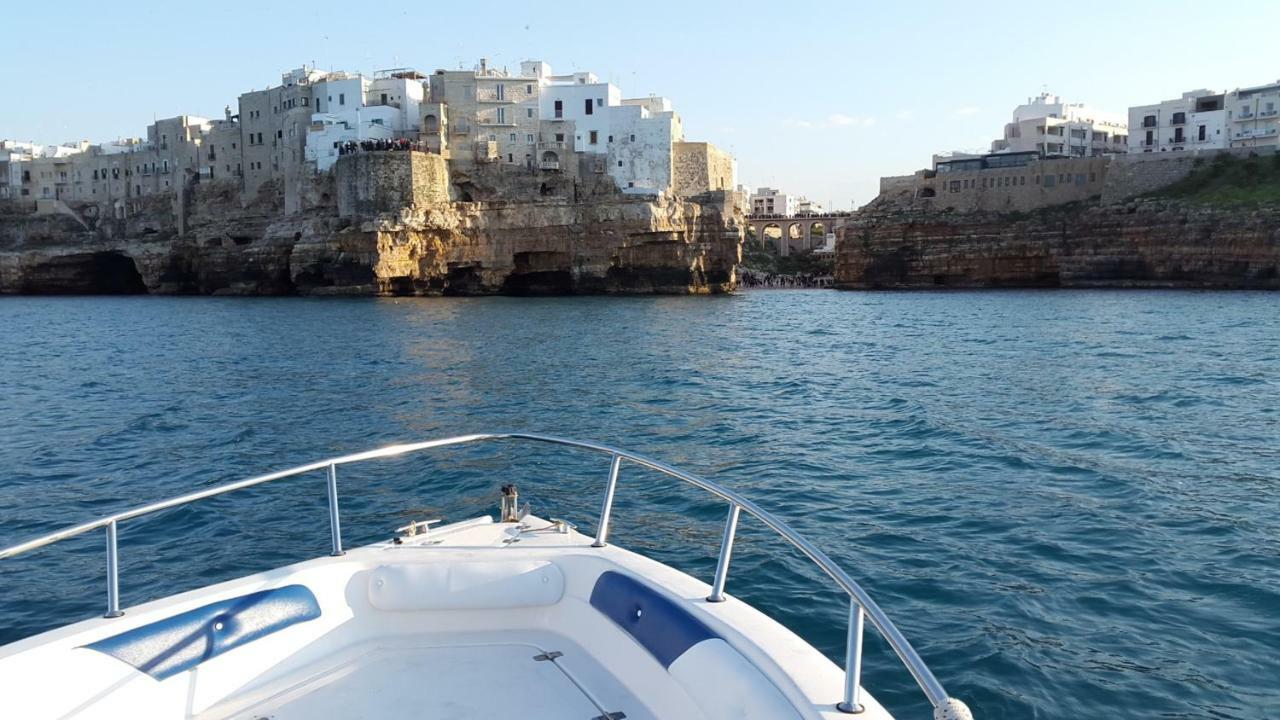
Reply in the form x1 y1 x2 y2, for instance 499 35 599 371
745 213 856 256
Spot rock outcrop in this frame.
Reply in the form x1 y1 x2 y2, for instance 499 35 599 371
835 201 1280 290
0 152 742 296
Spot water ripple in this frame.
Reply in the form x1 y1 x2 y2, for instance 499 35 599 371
0 291 1278 719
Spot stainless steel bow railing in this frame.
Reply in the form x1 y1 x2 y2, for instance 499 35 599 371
0 432 970 718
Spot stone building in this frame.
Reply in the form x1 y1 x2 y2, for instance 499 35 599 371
874 152 1111 213
238 67 322 201
427 58 728 197
671 142 736 197
4 56 735 218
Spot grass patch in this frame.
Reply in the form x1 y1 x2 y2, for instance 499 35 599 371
1150 152 1280 206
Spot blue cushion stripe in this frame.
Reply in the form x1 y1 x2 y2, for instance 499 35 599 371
589 570 717 669
84 584 321 680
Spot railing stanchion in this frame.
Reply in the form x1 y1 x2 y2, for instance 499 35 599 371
593 454 622 548
326 463 344 556
104 520 123 618
706 503 740 602
837 601 865 713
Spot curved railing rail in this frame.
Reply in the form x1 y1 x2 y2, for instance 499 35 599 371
0 432 969 718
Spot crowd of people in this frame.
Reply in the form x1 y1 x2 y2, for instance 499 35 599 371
336 138 422 155
738 269 834 289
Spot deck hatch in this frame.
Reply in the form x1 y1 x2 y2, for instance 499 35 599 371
83 584 320 680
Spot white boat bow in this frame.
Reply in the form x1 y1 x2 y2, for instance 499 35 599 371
0 432 974 720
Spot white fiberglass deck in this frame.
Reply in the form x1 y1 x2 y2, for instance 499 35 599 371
221 639 639 720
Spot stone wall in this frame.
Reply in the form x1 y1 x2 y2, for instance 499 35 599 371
872 156 1110 214
335 151 450 218
1100 146 1279 203
672 142 735 197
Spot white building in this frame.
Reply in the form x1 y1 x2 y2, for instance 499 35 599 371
1226 81 1280 149
795 198 824 215
1128 90 1229 153
991 93 1128 157
1128 81 1280 153
306 70 427 171
539 71 622 154
749 187 797 216
607 97 682 193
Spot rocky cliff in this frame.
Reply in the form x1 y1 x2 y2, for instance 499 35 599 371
0 152 742 296
835 201 1280 290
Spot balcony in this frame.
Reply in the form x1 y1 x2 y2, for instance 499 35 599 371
1236 112 1255 121
538 160 560 171
1260 109 1279 117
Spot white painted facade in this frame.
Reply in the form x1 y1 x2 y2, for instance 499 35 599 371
795 198 824 214
1126 82 1280 153
366 75 425 136
540 72 622 154
1226 81 1280 149
1128 89 1229 153
606 101 681 193
306 72 427 171
749 187 798 216
991 93 1128 157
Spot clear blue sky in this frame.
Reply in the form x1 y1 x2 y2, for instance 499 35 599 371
3 0 1277 207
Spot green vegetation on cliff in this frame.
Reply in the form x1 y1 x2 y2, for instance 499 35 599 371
1151 153 1280 206
740 241 833 275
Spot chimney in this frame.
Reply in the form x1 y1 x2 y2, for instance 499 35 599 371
479 58 488 75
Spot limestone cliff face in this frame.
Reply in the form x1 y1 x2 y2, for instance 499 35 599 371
835 201 1280 290
0 152 742 296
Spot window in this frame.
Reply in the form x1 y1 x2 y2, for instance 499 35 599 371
585 99 593 115
339 93 345 105
507 153 513 162
526 134 534 143
1198 125 1207 141
526 108 533 118
496 107 506 124
607 135 613 142
630 134 635 142
526 84 533 94
510 133 517 142
618 161 623 167
554 100 563 118
589 130 598 144
555 133 564 142
596 98 603 107
277 130 283 139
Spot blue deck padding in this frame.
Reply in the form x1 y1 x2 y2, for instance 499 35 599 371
84 584 321 680
589 570 717 669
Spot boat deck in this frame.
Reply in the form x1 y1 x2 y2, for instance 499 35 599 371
207 631 654 720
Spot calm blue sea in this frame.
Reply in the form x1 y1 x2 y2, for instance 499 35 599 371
1 291 1277 719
